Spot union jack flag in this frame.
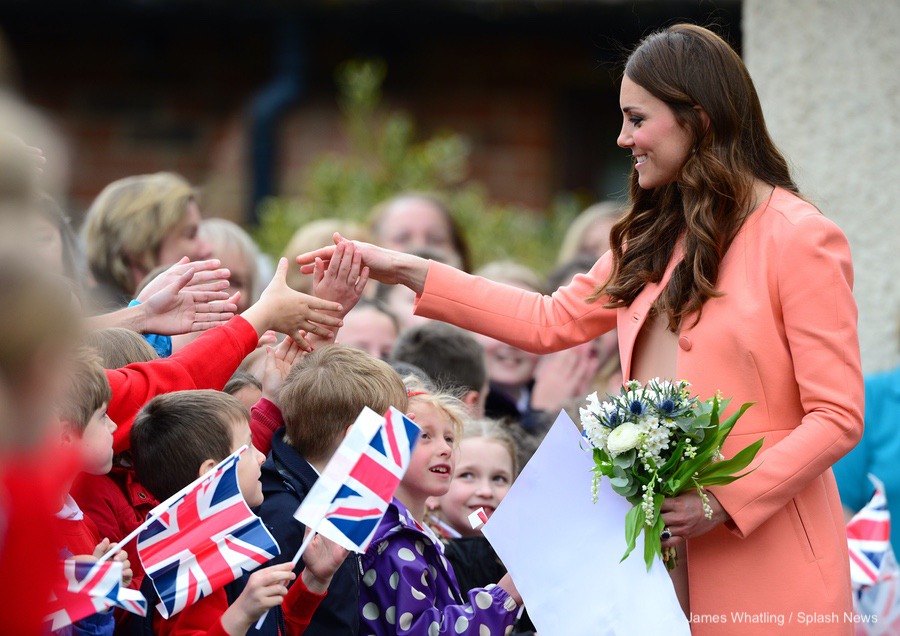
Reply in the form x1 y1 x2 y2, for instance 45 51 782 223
136 446 280 618
847 474 895 589
44 559 148 631
294 406 420 553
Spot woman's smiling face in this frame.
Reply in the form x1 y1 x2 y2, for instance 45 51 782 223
616 74 694 190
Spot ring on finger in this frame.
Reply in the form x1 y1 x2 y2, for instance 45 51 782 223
660 526 672 541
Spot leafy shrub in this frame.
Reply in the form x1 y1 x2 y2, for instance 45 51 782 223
254 60 580 275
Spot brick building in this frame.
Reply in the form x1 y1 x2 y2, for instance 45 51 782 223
0 0 740 221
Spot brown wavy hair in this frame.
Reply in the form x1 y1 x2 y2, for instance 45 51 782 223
589 24 797 331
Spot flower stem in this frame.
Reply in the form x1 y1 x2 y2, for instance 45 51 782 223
662 546 679 571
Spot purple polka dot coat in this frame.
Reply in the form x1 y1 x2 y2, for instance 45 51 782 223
359 499 518 636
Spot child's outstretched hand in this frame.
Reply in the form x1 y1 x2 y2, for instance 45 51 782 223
261 336 307 405
313 241 370 313
300 527 349 594
242 258 344 351
222 562 296 634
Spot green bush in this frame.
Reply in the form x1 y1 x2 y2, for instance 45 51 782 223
254 60 581 275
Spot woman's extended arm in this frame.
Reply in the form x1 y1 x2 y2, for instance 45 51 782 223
297 233 618 354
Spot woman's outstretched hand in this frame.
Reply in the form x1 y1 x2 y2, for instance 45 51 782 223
296 232 429 295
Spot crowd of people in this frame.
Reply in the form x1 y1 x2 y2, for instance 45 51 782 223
0 20 887 636
0 62 628 635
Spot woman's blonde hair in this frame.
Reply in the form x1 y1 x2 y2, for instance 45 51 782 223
403 375 469 442
463 418 520 477
83 172 195 296
199 218 262 305
281 218 369 294
556 201 624 266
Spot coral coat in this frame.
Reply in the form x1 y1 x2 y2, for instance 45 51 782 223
414 188 863 635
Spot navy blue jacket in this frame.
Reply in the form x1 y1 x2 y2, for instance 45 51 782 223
255 428 361 636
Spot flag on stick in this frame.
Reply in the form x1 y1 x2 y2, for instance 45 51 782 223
848 474 895 589
293 407 420 554
136 446 280 618
43 560 147 631
468 507 488 530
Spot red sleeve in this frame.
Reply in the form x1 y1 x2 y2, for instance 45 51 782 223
70 474 131 544
283 575 328 636
108 316 259 453
155 589 231 636
250 398 284 457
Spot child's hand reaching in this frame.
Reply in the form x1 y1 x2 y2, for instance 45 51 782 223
313 240 370 311
308 241 369 347
300 527 350 594
242 258 345 351
261 336 306 405
222 562 296 635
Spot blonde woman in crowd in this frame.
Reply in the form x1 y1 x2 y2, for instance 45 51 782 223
82 172 212 310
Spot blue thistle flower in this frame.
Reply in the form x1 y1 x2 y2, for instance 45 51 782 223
659 399 676 414
629 400 644 415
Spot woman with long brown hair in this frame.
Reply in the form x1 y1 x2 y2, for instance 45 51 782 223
298 24 863 633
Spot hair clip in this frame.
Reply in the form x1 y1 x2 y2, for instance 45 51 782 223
407 389 428 398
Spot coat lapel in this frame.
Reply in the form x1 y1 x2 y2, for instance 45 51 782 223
618 241 684 382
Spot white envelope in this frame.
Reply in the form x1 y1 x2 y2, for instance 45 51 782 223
482 411 690 636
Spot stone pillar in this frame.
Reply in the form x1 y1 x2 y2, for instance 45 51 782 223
743 0 900 373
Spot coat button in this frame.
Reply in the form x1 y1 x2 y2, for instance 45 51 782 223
678 336 692 351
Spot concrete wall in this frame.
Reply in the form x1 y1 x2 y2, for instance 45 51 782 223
744 0 900 374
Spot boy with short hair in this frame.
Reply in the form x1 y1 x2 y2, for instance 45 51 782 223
57 346 118 557
130 390 346 636
56 345 132 634
257 345 409 636
391 322 489 415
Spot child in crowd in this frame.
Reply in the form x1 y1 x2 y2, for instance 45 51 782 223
359 381 521 636
71 329 159 597
83 327 159 369
336 298 399 361
391 322 488 416
103 257 344 456
130 390 348 636
436 419 537 635
432 418 517 541
223 371 263 411
67 259 345 600
472 262 544 426
57 346 133 634
257 345 409 636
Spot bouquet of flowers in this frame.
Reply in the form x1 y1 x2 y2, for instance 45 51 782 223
580 379 763 571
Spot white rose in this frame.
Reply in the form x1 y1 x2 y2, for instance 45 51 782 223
606 422 642 455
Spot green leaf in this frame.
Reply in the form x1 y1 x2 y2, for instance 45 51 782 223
613 449 636 470
689 413 712 430
713 402 755 447
621 504 645 563
696 438 764 482
609 476 630 489
696 473 751 486
643 494 665 571
659 440 687 474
